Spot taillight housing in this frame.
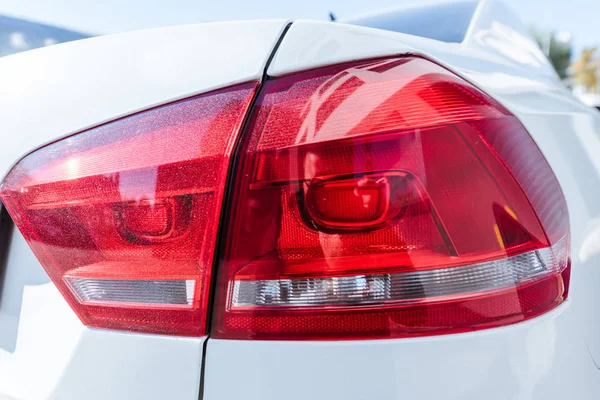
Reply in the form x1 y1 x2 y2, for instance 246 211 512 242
211 57 570 340
0 83 257 336
0 57 570 340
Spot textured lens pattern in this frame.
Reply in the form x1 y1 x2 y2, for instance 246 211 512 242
231 238 567 308
212 57 571 340
0 82 258 335
66 278 196 306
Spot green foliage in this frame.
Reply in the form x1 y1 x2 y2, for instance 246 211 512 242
532 30 573 79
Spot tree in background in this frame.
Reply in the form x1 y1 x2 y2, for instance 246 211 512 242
532 29 572 79
572 48 599 93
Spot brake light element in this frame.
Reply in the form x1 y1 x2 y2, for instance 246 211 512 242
212 57 570 340
0 83 257 335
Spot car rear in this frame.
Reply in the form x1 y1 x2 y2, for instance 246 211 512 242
1 2 600 400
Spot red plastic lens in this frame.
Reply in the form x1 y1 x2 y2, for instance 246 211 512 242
121 201 170 237
304 173 407 231
0 57 570 340
0 82 257 335
212 57 570 340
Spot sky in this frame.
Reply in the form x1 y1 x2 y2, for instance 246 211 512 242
0 0 598 56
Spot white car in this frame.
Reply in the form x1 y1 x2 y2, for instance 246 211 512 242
1 1 600 399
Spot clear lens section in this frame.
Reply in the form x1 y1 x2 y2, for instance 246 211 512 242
66 278 196 306
230 238 568 309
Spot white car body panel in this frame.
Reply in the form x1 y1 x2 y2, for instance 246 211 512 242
205 305 598 400
0 20 288 400
1 233 203 400
2 1 600 399
0 20 288 181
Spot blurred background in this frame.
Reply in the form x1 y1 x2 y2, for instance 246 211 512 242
0 0 599 107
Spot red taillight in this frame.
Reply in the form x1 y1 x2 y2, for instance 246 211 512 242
211 57 570 340
0 83 258 335
0 57 570 340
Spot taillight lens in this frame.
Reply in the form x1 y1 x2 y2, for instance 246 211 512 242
0 83 258 335
212 57 570 340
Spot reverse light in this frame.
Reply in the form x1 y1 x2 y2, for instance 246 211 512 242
0 83 257 335
211 57 570 340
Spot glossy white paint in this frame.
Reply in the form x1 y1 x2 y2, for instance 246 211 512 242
0 226 205 400
269 20 559 85
0 20 287 400
462 0 558 79
205 303 600 400
0 20 288 181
